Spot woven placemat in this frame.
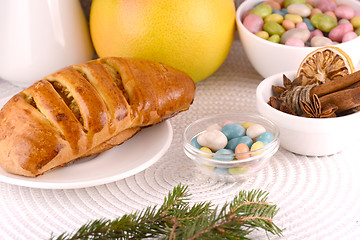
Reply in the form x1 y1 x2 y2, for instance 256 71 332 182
0 40 360 239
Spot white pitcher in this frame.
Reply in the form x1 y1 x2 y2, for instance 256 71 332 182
0 0 94 87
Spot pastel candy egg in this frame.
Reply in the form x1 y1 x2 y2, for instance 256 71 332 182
315 0 336 12
311 13 337 32
246 124 266 139
226 136 253 151
264 22 286 36
257 132 274 145
214 167 228 175
280 28 310 43
250 141 265 156
261 1 281 11
311 35 334 47
284 14 303 24
264 13 284 24
328 23 354 42
199 147 213 158
221 123 246 140
268 34 281 43
310 8 322 18
235 143 250 160
335 6 355 20
342 31 358 42
243 14 264 34
214 149 234 161
296 22 308 29
285 37 305 46
284 0 306 8
303 17 315 31
250 4 273 18
191 136 203 149
338 19 350 25
309 29 324 41
351 16 360 29
287 3 311 17
241 121 254 130
207 123 222 132
197 130 228 151
255 31 270 39
229 166 249 175
282 19 296 30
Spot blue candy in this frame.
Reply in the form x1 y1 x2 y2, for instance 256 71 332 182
273 9 285 17
226 136 253 151
190 136 203 149
257 131 274 145
221 123 245 140
303 18 315 31
214 167 228 175
214 149 234 161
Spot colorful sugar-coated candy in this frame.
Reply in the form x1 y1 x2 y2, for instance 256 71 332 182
257 131 274 145
197 130 227 151
241 121 254 130
214 167 228 175
235 143 251 160
199 147 213 158
251 141 265 156
214 149 234 161
246 124 266 139
221 123 245 140
229 166 249 175
226 136 253 151
190 136 202 149
242 0 360 47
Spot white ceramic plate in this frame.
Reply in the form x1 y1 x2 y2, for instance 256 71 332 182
0 96 173 189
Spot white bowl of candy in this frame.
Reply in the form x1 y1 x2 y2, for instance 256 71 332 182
183 113 280 182
236 0 360 78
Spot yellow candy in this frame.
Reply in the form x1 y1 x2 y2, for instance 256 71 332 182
241 121 254 130
250 141 265 156
351 16 360 29
285 14 303 24
199 147 213 158
264 13 284 24
229 166 249 175
255 31 270 39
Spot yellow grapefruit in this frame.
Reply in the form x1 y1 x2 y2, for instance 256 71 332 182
89 0 235 82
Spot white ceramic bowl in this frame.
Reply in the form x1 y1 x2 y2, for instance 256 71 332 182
236 0 360 78
256 71 360 156
183 113 280 182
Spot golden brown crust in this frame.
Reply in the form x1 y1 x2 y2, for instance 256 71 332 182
0 57 195 177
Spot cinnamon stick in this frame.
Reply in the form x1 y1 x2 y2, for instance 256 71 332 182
311 70 360 97
319 86 360 113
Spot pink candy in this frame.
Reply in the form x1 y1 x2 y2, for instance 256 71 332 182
285 38 305 47
243 14 264 34
329 23 354 42
335 6 355 20
316 0 337 12
342 31 358 42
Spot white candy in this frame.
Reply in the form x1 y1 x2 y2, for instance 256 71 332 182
197 130 228 151
246 124 266 139
206 123 222 132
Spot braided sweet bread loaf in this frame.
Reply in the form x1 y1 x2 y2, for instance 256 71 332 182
0 57 195 177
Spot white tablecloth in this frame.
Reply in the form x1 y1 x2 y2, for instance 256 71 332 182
1 39 360 240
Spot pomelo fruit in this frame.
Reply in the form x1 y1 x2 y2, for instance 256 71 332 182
89 0 235 82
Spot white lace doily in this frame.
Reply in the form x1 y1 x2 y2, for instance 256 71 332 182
0 39 360 240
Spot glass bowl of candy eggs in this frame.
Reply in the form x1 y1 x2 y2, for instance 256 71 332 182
183 113 280 182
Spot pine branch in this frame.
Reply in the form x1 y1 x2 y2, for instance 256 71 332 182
50 184 282 240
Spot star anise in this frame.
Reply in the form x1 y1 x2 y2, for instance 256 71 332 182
300 94 337 118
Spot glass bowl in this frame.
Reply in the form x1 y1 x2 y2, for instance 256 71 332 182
183 113 280 182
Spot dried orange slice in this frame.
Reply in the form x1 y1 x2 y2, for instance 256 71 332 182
296 46 355 86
